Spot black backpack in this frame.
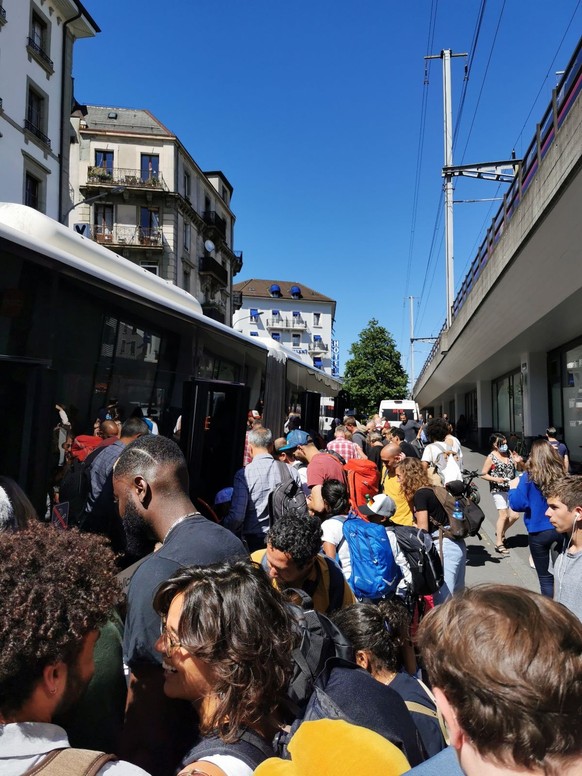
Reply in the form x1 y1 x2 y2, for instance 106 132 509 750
387 525 444 596
58 447 104 528
284 593 355 715
268 462 309 526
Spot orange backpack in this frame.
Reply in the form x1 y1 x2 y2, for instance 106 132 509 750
343 458 380 519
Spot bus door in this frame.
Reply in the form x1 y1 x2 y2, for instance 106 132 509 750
181 379 249 507
300 390 321 436
0 359 56 517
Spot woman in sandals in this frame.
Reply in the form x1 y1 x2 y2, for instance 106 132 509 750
481 433 522 555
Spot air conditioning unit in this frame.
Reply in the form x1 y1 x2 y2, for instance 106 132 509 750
73 223 92 238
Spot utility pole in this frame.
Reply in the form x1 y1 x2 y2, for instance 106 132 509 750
408 295 438 392
426 50 466 329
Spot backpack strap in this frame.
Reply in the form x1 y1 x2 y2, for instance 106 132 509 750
329 515 347 555
276 460 293 483
22 749 117 776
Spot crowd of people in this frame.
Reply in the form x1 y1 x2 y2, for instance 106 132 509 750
0 406 581 776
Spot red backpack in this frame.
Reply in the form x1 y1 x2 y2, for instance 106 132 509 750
343 458 380 519
71 434 102 462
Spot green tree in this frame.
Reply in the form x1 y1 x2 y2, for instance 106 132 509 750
343 319 408 417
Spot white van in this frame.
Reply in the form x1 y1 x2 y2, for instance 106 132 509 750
378 399 421 428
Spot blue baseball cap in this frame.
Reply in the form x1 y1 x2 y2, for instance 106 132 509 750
278 429 312 451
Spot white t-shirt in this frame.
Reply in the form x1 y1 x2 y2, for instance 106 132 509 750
321 515 351 579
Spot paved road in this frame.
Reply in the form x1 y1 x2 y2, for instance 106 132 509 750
460 446 539 594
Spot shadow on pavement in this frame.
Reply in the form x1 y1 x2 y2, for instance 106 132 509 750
505 534 529 550
466 544 502 568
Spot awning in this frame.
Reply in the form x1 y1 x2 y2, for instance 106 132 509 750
314 335 322 341
272 309 279 315
250 308 258 317
313 357 323 368
293 311 300 317
272 333 280 340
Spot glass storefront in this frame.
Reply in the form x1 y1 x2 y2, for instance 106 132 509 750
550 340 582 464
491 369 523 438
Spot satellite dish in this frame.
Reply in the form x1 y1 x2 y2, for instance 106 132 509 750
204 239 215 253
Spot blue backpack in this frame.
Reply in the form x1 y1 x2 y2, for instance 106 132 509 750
341 512 401 600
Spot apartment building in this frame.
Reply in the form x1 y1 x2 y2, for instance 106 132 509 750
0 0 98 220
68 106 242 323
232 279 338 376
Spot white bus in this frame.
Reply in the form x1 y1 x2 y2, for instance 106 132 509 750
378 399 420 428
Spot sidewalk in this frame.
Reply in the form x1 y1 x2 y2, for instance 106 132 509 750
460 446 539 593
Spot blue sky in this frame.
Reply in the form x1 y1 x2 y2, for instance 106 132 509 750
73 1 581 381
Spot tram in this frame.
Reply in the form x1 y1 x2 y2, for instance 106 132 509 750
0 204 342 513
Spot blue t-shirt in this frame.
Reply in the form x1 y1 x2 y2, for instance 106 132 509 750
404 746 462 775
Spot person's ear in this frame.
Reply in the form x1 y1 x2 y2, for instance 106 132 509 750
433 687 463 749
355 650 371 671
134 474 151 506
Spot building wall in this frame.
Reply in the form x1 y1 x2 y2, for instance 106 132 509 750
69 115 239 324
0 0 97 219
233 295 335 375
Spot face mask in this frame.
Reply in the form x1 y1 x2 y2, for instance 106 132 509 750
499 444 508 453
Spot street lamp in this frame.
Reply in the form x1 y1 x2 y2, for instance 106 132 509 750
61 187 125 224
235 310 263 332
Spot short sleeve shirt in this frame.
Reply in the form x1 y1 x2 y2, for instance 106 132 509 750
412 487 448 526
307 452 346 489
124 516 247 668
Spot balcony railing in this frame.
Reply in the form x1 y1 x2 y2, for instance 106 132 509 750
23 119 51 148
86 166 169 191
27 37 54 71
199 255 228 286
265 317 308 330
93 224 163 248
202 210 227 239
308 341 329 353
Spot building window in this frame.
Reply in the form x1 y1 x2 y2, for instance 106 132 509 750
184 170 191 198
31 12 47 50
94 204 113 243
140 207 160 244
95 150 114 175
24 172 40 210
183 268 190 292
313 357 323 369
25 84 51 147
313 313 321 326
183 221 190 252
272 333 281 341
292 333 301 347
28 11 53 73
140 154 159 183
140 262 159 275
204 195 211 213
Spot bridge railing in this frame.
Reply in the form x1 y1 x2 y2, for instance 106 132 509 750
416 37 582 387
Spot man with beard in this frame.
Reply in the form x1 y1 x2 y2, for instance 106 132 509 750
0 524 148 775
113 435 247 776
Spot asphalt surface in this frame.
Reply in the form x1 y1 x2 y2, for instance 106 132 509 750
461 446 539 594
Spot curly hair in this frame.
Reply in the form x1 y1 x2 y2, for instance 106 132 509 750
418 585 582 774
395 457 431 506
267 513 322 568
153 559 297 743
0 525 121 717
332 599 409 675
526 439 565 497
426 418 449 443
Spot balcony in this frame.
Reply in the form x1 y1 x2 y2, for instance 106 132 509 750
202 210 227 240
85 167 169 191
199 255 228 286
202 302 226 323
23 119 51 148
26 37 54 74
265 316 308 330
232 290 243 310
93 224 163 250
308 340 329 354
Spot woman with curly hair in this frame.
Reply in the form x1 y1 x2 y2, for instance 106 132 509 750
508 438 565 596
153 559 298 776
396 457 466 603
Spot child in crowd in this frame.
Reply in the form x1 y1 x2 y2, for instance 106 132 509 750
545 475 582 621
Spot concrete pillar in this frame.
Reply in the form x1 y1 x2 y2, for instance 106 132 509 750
520 351 549 439
477 379 492 449
454 391 463 423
